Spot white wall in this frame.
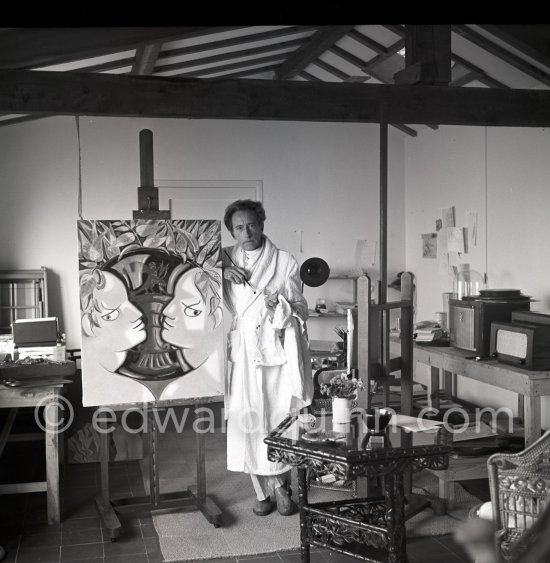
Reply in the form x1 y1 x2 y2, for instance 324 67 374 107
0 116 405 348
405 125 550 427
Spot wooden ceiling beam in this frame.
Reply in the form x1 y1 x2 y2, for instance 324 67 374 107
348 30 388 55
276 26 354 79
72 27 318 74
132 43 162 75
157 26 317 61
361 39 405 73
385 24 510 90
478 25 550 71
206 64 281 80
312 59 350 81
156 38 304 74
394 25 451 86
298 62 416 137
0 27 244 70
171 54 288 78
297 70 321 81
452 25 550 87
0 114 48 127
451 70 482 87
4 70 550 127
330 45 437 130
450 54 510 89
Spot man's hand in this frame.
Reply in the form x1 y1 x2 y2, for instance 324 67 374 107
223 266 249 285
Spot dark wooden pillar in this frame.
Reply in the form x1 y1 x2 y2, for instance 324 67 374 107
394 25 452 86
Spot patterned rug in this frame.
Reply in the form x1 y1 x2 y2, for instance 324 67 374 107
141 430 481 561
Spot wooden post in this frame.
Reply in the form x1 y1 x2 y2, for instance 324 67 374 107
133 129 170 220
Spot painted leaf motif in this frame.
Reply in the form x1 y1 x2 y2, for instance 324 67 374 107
143 235 168 248
105 244 120 259
165 233 176 253
115 232 135 247
197 245 208 264
88 238 103 262
204 252 219 269
175 234 188 254
198 222 209 236
178 230 199 253
196 271 209 297
198 222 219 246
201 237 219 261
136 223 161 237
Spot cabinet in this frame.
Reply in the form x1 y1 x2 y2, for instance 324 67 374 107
0 268 49 334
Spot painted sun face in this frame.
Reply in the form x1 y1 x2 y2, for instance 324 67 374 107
231 209 263 251
161 269 208 349
93 272 146 352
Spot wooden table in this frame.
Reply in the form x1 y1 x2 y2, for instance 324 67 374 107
409 343 550 447
391 342 550 509
0 361 75 524
265 413 451 563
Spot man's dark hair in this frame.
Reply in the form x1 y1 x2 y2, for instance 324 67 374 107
223 199 266 233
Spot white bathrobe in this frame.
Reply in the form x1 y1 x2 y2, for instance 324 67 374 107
224 236 313 475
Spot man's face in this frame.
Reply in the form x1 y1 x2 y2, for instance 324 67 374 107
231 209 263 251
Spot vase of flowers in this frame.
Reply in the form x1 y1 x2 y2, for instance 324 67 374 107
320 373 364 423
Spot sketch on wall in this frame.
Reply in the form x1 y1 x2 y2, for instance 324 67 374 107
77 219 223 407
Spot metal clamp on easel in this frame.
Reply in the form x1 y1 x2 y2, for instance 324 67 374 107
95 129 223 541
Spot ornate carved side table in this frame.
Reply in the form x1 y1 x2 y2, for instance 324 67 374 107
265 412 451 563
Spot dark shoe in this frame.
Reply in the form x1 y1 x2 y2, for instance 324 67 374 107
275 485 296 516
253 497 274 516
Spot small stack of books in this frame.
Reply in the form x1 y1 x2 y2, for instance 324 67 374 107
414 321 444 342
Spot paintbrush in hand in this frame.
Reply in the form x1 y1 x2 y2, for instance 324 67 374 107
223 249 256 293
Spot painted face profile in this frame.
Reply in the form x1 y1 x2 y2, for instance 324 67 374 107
162 266 217 350
80 270 146 370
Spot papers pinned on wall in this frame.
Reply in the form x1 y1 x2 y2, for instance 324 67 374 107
421 233 437 259
442 206 455 228
446 227 465 254
467 211 478 247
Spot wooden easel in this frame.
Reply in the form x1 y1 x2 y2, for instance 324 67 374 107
95 129 223 540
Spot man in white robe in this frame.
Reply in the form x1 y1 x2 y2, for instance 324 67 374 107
222 199 313 516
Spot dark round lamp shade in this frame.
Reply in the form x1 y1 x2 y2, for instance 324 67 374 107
300 257 330 287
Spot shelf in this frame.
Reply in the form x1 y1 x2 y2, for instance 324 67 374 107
308 309 347 318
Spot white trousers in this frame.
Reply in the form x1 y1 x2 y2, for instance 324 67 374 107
250 473 289 501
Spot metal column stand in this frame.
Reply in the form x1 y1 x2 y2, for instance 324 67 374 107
95 405 222 541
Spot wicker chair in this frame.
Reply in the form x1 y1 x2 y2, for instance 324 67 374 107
487 430 550 561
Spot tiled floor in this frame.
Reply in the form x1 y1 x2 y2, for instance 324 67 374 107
0 423 481 563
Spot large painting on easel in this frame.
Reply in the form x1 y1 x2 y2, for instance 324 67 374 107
77 219 223 407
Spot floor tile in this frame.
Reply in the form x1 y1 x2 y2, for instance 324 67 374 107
19 528 62 548
281 551 327 563
62 517 102 533
61 527 103 546
140 523 158 538
17 545 61 563
406 536 466 563
237 556 282 563
102 535 147 558
60 542 104 561
433 535 471 562
103 555 149 563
